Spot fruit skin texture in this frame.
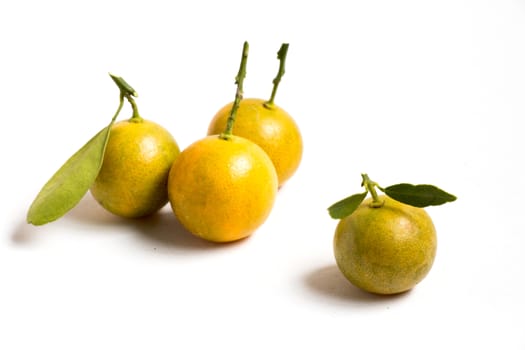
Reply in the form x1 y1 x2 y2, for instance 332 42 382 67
90 119 180 218
167 135 278 243
334 195 437 295
207 98 303 187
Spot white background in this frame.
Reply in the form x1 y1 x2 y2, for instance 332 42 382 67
1 0 524 349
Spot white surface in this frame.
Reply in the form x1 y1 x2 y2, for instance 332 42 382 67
1 1 524 349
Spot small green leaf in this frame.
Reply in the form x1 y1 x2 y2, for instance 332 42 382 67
328 191 368 219
109 73 138 97
26 120 114 225
384 183 457 208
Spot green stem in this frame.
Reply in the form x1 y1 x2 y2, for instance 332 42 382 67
264 43 289 108
112 94 125 123
361 174 384 208
220 41 249 140
109 73 142 122
126 95 143 122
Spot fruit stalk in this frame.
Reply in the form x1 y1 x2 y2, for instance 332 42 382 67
125 95 142 122
361 173 384 208
265 43 289 108
109 73 142 122
221 41 249 140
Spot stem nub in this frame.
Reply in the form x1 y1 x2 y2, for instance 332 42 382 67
361 174 384 208
264 43 289 109
220 41 249 140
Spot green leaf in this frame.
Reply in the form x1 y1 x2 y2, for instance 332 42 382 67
384 183 457 208
26 121 114 225
109 73 137 97
328 191 368 219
